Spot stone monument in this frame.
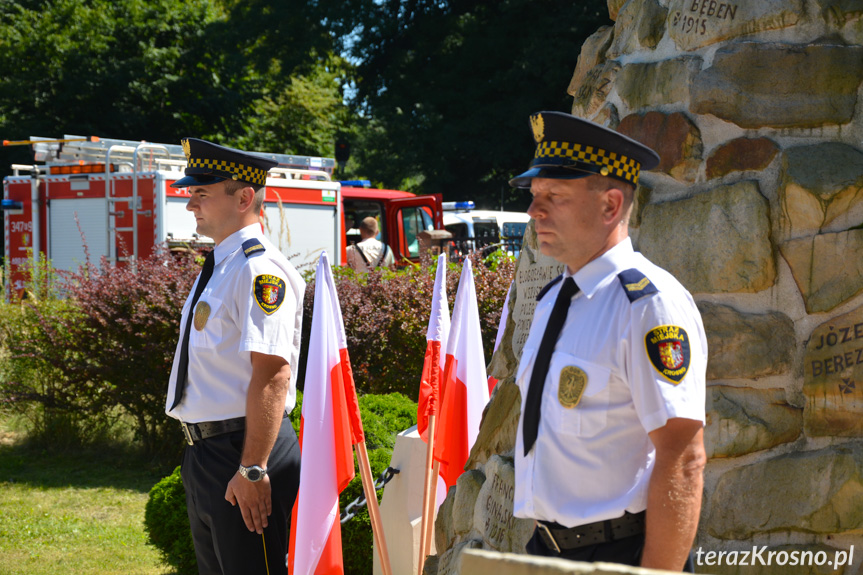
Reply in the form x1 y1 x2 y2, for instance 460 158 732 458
426 1 863 574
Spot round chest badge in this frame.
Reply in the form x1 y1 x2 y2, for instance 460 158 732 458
193 301 211 331
645 325 691 384
558 365 587 409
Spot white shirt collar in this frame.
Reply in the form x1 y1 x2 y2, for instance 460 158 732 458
213 223 263 266
564 237 634 299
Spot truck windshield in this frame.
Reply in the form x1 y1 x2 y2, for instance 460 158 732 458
344 200 385 244
401 206 434 258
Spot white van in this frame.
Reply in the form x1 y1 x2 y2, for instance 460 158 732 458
442 201 530 257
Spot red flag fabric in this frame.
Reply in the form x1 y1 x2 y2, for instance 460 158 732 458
288 251 358 574
417 253 450 442
433 259 490 490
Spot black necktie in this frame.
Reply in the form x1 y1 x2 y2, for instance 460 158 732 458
523 277 579 455
170 250 215 411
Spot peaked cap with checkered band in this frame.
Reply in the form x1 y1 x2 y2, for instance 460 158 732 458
509 111 660 188
171 138 279 188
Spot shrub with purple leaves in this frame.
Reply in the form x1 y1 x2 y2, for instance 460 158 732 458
300 251 515 400
0 249 202 456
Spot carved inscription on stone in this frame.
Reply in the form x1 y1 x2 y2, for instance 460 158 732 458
667 0 801 51
482 472 516 547
512 223 564 358
671 0 739 37
514 265 562 354
804 306 863 437
471 455 533 553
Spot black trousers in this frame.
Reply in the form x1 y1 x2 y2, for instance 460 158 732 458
526 527 695 572
181 421 301 575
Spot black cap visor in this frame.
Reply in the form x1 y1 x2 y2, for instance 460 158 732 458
509 161 604 189
171 171 227 188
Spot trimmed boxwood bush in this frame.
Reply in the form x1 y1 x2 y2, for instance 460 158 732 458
144 392 417 575
144 466 196 575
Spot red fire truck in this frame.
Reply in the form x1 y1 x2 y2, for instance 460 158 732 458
2 136 443 297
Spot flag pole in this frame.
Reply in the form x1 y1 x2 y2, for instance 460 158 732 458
417 414 437 575
424 459 441 558
355 440 393 575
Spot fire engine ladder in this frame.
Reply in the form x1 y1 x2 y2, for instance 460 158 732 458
48 136 186 266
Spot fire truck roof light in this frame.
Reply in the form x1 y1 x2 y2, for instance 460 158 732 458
48 163 114 175
442 201 475 211
339 180 371 188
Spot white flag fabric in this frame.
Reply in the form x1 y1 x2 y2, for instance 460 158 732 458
289 251 357 575
417 253 450 441
434 258 490 489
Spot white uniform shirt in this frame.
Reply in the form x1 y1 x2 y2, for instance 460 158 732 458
165 224 305 424
513 238 706 528
346 237 395 271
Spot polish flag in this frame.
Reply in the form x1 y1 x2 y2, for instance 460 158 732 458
486 284 512 395
417 253 450 442
434 258 490 490
289 251 363 575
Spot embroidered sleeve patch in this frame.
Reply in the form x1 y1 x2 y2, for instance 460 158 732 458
254 274 286 315
645 325 691 384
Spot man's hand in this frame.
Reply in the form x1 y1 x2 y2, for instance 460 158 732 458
225 471 273 534
225 351 290 533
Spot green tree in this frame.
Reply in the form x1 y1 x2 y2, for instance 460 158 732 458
0 0 357 170
236 54 354 158
0 0 234 148
327 0 611 209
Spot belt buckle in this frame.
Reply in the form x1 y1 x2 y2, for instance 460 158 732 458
537 523 562 554
181 422 195 446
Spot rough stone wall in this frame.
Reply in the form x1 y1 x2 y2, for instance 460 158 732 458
426 1 863 574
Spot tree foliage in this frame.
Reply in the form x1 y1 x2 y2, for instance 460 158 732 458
0 0 230 146
0 0 354 169
0 0 610 206
328 0 611 209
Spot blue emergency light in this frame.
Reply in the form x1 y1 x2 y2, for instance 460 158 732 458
339 180 371 188
0 199 23 210
442 201 475 211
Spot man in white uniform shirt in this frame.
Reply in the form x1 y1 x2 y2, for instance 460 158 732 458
509 111 707 571
165 138 304 575
346 216 395 271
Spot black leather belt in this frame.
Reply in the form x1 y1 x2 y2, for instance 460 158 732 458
180 410 289 446
536 511 646 553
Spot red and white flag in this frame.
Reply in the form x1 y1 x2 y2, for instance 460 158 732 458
289 251 363 575
434 258 490 490
486 283 512 395
417 253 450 442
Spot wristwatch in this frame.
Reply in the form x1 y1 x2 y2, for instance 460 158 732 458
238 464 267 482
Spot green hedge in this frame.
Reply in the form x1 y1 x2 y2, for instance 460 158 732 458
144 392 417 575
144 466 197 575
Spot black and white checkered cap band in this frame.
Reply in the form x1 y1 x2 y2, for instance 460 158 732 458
188 158 269 186
535 141 641 185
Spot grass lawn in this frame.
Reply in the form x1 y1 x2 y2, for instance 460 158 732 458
0 422 177 575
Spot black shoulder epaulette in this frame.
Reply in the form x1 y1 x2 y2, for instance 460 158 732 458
536 274 563 301
617 268 658 302
242 238 266 258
